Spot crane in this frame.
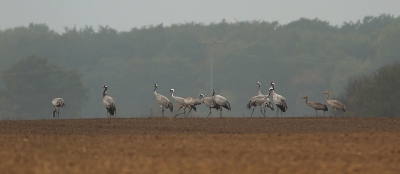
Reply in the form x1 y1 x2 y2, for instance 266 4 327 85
212 89 231 117
324 91 346 116
199 93 220 117
52 98 65 118
153 84 173 117
302 95 328 116
102 85 116 118
269 82 288 117
247 81 273 117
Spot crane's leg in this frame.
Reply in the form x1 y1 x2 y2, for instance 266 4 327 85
323 111 325 117
263 106 267 117
250 107 255 117
53 108 56 118
162 107 165 117
260 106 265 117
58 109 60 119
315 110 318 117
186 108 192 117
175 107 187 117
220 109 223 117
276 108 279 117
207 108 212 118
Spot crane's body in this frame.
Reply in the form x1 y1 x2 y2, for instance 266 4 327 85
52 98 65 118
153 84 173 117
199 93 220 117
324 91 346 116
212 90 231 117
269 82 288 117
302 95 328 116
103 85 116 118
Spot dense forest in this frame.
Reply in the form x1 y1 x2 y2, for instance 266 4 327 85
0 14 399 119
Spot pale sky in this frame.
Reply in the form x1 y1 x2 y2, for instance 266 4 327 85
1 0 400 33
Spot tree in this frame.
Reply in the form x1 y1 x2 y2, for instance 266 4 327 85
1 55 89 119
338 62 400 116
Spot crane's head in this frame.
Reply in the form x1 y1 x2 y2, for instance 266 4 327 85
170 89 174 93
199 93 204 98
152 84 158 87
302 95 308 99
324 91 329 95
103 85 108 89
212 89 216 96
269 82 275 86
257 81 260 85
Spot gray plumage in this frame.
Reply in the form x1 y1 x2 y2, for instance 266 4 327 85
52 98 65 118
324 91 346 116
170 89 187 117
269 82 288 117
247 81 274 117
153 84 173 117
212 90 231 117
302 95 328 116
183 97 202 117
103 85 116 118
199 93 220 117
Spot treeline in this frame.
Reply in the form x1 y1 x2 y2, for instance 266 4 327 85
0 14 399 118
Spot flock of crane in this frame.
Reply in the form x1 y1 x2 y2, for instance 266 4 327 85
51 82 347 118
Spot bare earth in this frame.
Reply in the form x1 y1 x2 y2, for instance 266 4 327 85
0 117 399 174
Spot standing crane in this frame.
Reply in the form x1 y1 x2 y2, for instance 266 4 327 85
153 84 173 117
102 85 116 118
199 93 220 117
247 81 273 117
269 82 288 117
324 91 346 116
52 98 65 118
302 95 328 116
170 89 187 117
212 89 231 117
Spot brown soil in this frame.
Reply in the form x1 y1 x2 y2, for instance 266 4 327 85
0 117 399 174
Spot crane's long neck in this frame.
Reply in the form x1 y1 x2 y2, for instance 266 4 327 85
304 97 309 104
170 91 174 97
271 89 276 97
103 87 107 97
153 86 158 95
325 93 330 101
257 83 262 95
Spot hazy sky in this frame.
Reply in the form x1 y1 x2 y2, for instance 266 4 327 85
1 0 400 33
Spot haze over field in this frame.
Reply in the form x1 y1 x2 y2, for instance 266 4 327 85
0 1 399 119
1 0 400 33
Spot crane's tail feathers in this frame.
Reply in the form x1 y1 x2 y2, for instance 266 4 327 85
246 100 252 109
168 102 173 112
223 101 231 111
191 105 197 112
277 104 287 112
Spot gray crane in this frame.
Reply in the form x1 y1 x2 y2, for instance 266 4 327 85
199 93 220 117
170 89 187 117
103 85 116 118
269 82 288 117
302 95 328 116
183 97 202 117
247 81 274 117
324 91 346 116
52 98 65 118
212 89 231 117
153 84 173 117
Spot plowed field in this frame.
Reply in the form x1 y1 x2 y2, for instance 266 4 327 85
1 117 400 173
